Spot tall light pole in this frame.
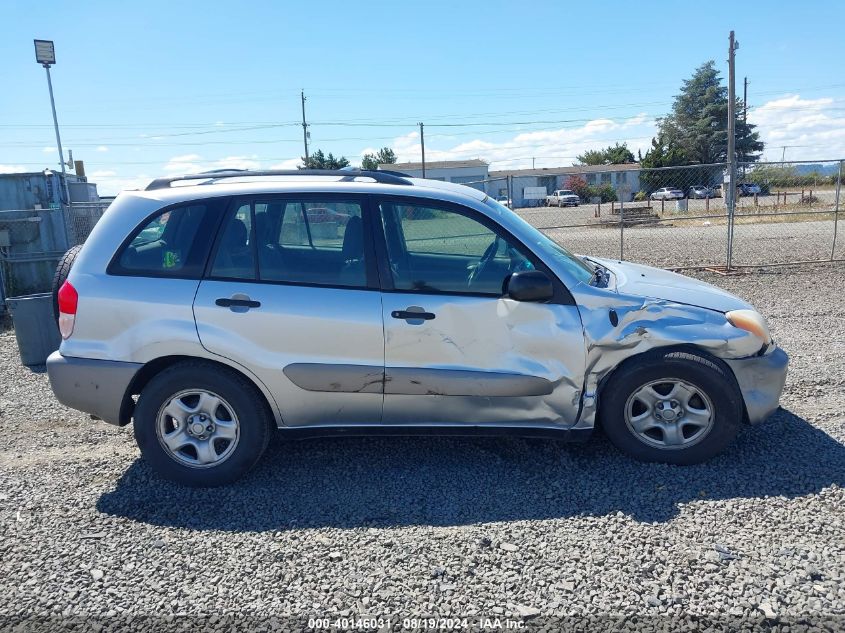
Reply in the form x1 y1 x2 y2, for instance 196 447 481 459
34 39 70 206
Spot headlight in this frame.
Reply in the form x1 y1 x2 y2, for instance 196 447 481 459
726 309 772 345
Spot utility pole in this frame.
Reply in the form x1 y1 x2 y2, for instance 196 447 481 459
532 157 535 169
300 90 309 163
419 122 426 178
726 30 738 270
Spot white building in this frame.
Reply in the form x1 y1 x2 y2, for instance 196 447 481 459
379 159 489 189
489 163 643 206
379 159 644 206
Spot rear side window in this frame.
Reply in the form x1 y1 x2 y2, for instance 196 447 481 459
209 198 369 288
111 202 217 277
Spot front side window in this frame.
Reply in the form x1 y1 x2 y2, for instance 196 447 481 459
210 198 367 288
116 204 211 275
483 197 593 285
379 200 532 295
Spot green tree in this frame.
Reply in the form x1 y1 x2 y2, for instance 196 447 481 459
639 61 764 192
361 147 397 171
300 149 350 170
638 135 689 192
576 142 635 166
658 60 763 165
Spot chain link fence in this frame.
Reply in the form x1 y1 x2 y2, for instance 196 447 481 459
63 202 110 248
499 160 843 271
0 202 110 308
2 164 842 309
730 160 843 266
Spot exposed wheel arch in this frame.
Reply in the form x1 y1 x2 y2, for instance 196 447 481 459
595 345 746 464
594 344 748 425
120 355 282 428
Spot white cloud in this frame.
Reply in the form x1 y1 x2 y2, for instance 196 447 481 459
210 155 261 171
269 158 301 170
42 146 54 154
96 145 109 152
164 153 204 174
85 171 152 196
168 153 203 163
162 153 265 176
390 115 656 170
0 164 27 174
748 95 845 161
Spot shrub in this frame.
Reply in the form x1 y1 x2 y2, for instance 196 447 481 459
634 190 648 202
589 183 618 203
564 175 590 201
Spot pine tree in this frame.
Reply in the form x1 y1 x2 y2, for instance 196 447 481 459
657 61 763 165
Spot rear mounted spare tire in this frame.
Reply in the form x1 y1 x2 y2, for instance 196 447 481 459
51 245 83 326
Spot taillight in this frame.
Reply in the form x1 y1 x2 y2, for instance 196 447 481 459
57 281 78 339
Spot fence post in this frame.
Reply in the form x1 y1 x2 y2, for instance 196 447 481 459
832 160 842 260
619 195 625 261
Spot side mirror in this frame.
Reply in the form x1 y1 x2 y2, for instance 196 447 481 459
506 270 554 302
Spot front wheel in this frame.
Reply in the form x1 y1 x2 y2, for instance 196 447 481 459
598 350 743 464
133 361 272 486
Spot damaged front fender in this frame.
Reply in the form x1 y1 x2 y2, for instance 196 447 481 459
571 284 766 431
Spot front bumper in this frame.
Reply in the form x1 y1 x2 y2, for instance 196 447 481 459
724 347 789 424
46 351 142 426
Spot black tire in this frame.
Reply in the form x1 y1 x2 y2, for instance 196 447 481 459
598 350 743 465
51 245 83 325
133 361 272 486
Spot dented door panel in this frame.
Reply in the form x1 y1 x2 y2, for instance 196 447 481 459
381 293 587 427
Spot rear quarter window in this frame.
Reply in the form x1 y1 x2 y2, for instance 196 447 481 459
109 201 222 278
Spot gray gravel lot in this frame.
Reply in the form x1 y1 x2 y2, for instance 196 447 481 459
541 219 844 269
1 265 843 631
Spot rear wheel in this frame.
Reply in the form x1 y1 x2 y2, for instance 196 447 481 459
133 361 272 486
598 350 743 464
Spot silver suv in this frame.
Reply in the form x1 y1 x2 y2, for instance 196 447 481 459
47 169 788 486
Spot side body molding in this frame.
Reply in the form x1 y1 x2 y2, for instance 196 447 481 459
283 363 553 397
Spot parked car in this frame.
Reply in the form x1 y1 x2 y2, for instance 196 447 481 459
545 189 580 207
738 183 762 196
495 195 512 208
650 187 685 201
47 169 788 486
305 206 350 226
688 185 714 199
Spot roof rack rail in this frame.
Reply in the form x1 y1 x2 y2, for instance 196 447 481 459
144 168 413 191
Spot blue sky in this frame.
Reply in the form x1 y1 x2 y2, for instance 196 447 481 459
2 0 844 194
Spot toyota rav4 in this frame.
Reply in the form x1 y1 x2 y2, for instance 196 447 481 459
47 169 788 486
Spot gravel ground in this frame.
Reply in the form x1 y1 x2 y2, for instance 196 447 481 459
1 265 844 632
541 219 844 269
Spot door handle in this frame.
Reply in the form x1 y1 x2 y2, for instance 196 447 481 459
391 308 435 321
216 297 261 309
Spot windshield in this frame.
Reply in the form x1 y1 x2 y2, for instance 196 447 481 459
483 197 594 284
